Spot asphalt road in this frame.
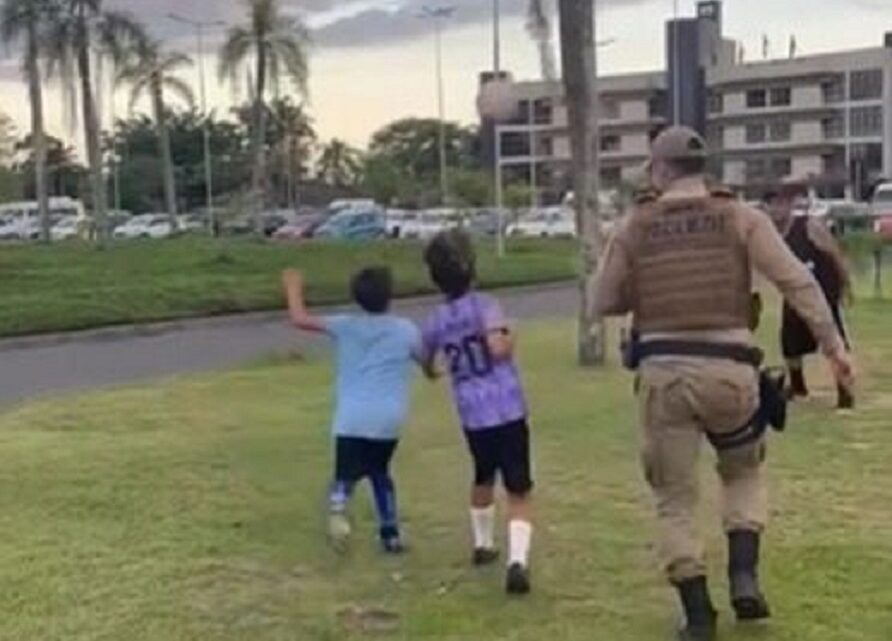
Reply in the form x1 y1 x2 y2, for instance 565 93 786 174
0 284 578 405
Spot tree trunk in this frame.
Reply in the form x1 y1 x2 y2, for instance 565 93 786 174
77 32 107 245
249 45 268 234
558 0 605 366
27 22 51 243
152 76 179 227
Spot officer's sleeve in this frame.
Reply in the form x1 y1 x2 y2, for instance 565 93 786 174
592 220 633 317
807 218 852 294
738 206 844 356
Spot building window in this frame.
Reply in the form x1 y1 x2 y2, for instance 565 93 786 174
706 124 724 149
600 167 622 185
746 123 767 144
850 105 883 137
770 157 792 177
533 99 553 124
707 91 723 114
769 87 792 107
745 158 767 181
822 115 845 140
769 120 792 142
599 134 621 153
601 98 620 120
539 136 554 156
648 92 668 119
822 77 846 104
746 89 767 108
850 69 883 101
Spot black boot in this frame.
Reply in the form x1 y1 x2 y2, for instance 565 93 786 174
728 530 771 621
837 384 855 410
787 367 808 399
674 576 718 641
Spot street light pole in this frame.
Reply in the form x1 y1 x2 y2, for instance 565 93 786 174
493 0 506 257
169 13 225 235
672 0 681 125
422 6 456 207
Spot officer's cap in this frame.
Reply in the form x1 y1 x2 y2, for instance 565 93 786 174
650 126 708 162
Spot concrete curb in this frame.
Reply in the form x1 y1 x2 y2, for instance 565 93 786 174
0 280 575 352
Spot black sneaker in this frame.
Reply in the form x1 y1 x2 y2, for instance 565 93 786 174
472 548 500 567
505 562 531 595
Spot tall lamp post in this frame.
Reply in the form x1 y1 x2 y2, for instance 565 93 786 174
421 5 456 207
169 13 225 235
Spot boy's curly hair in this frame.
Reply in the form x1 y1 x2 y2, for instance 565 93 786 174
424 229 476 299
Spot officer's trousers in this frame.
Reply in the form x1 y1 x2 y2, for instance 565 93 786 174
638 358 768 584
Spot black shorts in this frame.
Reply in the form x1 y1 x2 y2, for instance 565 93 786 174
781 303 849 359
463 419 533 495
334 437 398 483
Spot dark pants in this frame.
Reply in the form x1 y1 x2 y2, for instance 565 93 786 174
331 437 400 541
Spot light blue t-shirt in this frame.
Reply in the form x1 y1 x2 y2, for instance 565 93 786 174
323 314 421 441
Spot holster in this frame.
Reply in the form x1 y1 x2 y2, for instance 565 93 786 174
707 367 788 451
625 338 789 451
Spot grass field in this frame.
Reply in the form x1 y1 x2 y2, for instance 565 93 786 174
0 292 890 641
0 237 575 337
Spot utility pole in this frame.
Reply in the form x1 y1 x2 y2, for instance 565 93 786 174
421 6 456 207
494 0 506 257
169 13 225 235
558 0 605 366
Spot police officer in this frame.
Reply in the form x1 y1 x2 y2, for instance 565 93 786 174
593 127 855 641
764 179 855 408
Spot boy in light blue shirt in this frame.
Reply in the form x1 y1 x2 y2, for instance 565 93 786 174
282 267 421 553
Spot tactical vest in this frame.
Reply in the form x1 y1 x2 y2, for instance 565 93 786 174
627 195 752 333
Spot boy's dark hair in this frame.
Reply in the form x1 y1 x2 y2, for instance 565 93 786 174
351 267 393 314
424 229 476 299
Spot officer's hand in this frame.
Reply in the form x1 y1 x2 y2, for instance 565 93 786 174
827 348 856 391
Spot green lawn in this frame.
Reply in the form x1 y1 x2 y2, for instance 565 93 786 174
0 236 575 337
0 294 890 640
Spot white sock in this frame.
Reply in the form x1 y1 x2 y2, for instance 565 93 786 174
508 520 532 567
470 506 496 550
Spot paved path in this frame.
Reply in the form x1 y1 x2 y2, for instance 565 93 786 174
0 285 578 405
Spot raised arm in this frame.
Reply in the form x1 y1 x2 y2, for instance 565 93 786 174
281 269 326 333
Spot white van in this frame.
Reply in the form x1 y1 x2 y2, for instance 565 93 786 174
0 197 87 240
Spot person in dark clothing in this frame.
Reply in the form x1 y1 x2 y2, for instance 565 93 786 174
764 180 855 409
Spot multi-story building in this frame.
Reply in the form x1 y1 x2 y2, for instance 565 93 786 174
482 0 892 203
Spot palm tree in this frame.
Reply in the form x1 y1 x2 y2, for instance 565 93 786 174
269 98 315 207
117 36 193 226
318 139 360 188
1 0 55 242
45 0 143 243
557 0 604 366
218 0 309 232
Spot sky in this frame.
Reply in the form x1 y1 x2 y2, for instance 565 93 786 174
0 0 889 153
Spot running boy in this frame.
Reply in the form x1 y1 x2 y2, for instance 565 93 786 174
281 267 420 553
419 230 534 595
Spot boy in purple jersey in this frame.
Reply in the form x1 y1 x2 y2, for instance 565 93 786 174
419 230 534 595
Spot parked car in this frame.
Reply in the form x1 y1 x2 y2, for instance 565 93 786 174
177 214 207 233
401 209 458 241
50 216 83 241
466 209 503 237
272 214 327 241
870 182 892 218
315 208 386 241
113 214 173 240
507 207 576 238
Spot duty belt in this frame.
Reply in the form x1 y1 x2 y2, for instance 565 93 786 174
637 340 764 368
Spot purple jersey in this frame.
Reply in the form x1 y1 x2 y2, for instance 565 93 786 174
422 292 528 430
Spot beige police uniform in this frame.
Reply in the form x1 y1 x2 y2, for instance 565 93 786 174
595 159 845 585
